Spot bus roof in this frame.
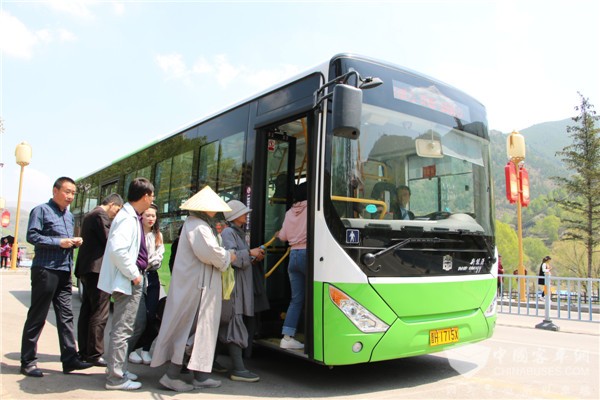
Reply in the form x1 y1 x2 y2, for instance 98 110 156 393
78 58 331 181
77 53 483 180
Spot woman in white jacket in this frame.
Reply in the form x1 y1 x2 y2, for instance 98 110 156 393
150 187 236 392
128 203 164 365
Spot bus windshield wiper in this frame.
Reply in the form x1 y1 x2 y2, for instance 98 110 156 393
361 237 459 271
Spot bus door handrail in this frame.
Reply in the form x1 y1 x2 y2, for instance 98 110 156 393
330 195 388 219
261 234 291 278
265 247 291 278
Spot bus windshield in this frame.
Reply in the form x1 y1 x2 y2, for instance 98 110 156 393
330 99 494 237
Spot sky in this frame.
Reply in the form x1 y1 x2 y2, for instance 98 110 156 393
0 0 598 210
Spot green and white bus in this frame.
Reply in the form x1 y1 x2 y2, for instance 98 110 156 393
73 53 497 366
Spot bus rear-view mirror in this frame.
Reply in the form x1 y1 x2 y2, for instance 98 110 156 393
332 84 362 139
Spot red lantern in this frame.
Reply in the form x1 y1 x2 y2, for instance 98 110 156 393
1 210 9 228
519 166 530 207
505 162 518 204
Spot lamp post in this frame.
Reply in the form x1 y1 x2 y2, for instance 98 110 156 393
10 142 32 270
506 131 526 301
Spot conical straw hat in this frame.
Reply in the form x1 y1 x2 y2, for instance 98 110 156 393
180 186 232 212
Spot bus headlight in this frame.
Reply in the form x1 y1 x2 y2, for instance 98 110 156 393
484 294 497 317
329 286 389 333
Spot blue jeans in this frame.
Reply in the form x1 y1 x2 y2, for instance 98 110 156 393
282 249 307 337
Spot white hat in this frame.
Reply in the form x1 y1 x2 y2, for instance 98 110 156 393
180 186 232 212
224 200 252 221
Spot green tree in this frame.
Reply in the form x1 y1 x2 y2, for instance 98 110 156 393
550 240 599 279
552 93 600 279
523 237 549 272
495 220 521 273
530 215 561 243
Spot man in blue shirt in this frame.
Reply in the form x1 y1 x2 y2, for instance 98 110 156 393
20 177 93 378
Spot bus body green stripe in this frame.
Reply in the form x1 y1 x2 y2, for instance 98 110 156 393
313 281 324 362
372 278 495 317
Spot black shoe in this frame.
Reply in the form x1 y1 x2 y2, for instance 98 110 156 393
230 369 260 382
63 358 93 374
87 357 107 367
21 365 43 378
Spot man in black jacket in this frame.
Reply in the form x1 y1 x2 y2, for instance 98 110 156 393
75 193 123 366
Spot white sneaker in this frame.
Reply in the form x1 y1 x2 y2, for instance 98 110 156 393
128 351 143 364
280 336 304 350
105 379 142 390
104 368 138 381
125 371 138 381
140 351 152 365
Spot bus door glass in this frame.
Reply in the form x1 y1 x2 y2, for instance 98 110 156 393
261 116 310 336
263 129 296 311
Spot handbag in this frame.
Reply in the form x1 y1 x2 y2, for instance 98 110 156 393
222 265 235 300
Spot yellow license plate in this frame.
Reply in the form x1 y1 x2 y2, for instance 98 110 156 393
429 327 459 346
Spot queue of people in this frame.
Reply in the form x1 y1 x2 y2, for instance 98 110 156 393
19 177 307 392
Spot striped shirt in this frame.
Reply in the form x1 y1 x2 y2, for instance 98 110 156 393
27 199 75 272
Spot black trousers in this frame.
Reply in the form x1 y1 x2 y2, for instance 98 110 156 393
135 270 161 351
77 272 110 361
21 268 78 368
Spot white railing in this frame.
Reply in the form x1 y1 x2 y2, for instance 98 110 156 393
497 274 600 322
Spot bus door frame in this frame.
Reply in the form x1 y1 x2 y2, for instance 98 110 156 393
253 118 317 358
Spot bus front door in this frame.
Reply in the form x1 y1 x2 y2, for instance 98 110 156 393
259 123 306 347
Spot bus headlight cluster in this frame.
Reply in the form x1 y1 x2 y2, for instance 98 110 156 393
329 286 389 333
484 294 497 317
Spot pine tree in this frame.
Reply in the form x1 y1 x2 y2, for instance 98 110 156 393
552 93 600 278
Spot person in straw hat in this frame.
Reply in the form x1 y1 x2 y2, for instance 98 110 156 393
216 200 266 383
150 186 236 392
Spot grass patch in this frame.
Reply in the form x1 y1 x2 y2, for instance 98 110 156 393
158 243 173 294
